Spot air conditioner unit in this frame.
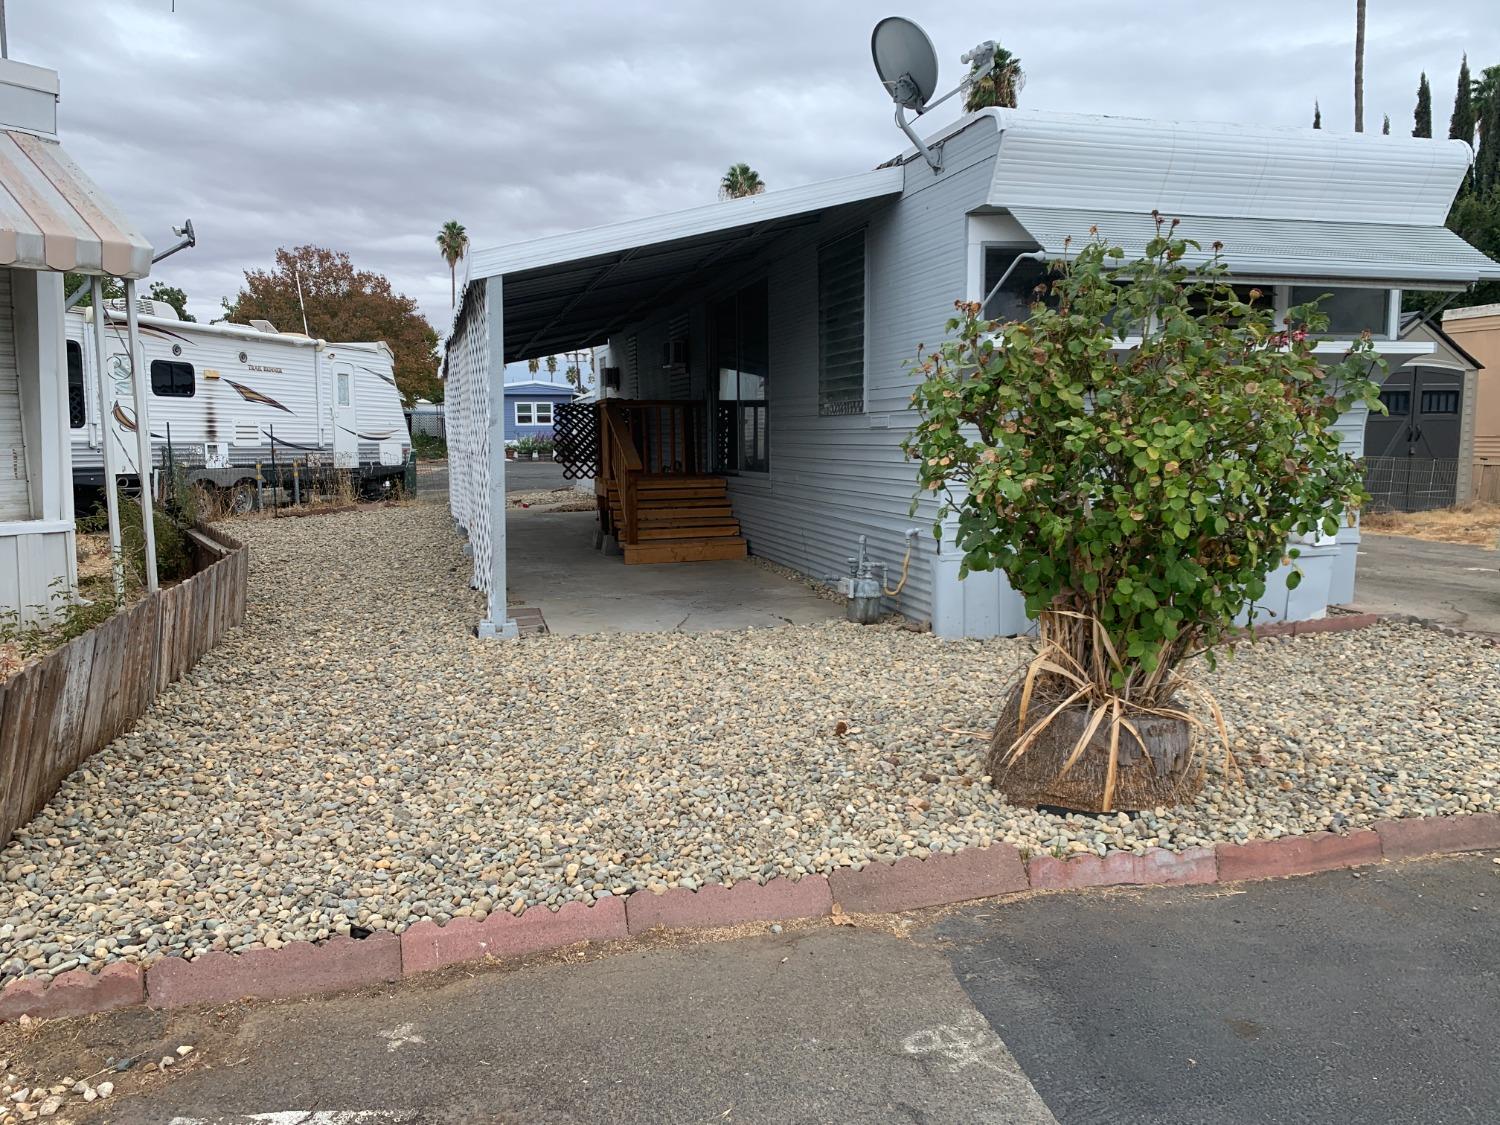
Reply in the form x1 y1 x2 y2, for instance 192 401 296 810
661 338 688 369
602 365 621 390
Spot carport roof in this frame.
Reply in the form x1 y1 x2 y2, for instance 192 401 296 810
462 166 904 362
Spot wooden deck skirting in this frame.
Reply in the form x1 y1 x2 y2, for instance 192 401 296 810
0 524 250 846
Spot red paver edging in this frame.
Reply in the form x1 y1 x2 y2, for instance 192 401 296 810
1027 846 1217 890
829 845 1029 914
0 961 142 1021
146 931 401 1009
625 875 831 934
1216 829 1382 882
1374 812 1500 860
402 897 627 976
5 808 1499 1023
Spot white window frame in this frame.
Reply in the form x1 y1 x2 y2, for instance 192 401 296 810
534 401 554 426
515 401 534 425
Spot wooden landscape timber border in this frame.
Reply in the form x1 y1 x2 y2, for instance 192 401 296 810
1 612 1494 1021
0 524 249 848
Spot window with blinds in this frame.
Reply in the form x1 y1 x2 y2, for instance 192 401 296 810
818 230 866 416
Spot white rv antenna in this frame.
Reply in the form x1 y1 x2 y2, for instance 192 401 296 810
871 17 995 173
292 263 311 336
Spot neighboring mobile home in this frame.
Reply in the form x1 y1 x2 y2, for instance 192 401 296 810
0 59 152 624
444 107 1500 640
1440 303 1500 501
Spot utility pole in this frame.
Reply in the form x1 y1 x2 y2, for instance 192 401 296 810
1354 0 1366 132
1 0 10 59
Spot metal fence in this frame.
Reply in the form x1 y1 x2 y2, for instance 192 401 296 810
1362 457 1459 513
409 408 446 439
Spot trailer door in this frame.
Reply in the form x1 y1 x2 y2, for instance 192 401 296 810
332 359 358 468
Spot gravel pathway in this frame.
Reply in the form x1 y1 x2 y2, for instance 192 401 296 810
1 501 1497 984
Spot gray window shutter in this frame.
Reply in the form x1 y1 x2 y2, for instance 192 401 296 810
818 231 865 416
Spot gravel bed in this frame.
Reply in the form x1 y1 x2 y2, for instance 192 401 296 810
1 501 1497 984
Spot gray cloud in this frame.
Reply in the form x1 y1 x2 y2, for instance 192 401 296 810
12 0 1497 330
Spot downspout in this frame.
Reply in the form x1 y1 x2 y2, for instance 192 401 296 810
124 278 158 592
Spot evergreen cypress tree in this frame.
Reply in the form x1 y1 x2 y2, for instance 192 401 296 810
1477 68 1500 195
1383 114 1391 135
1313 101 1322 129
1449 55 1474 143
1413 73 1432 137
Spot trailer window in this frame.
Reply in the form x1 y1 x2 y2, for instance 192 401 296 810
66 341 86 427
534 401 553 425
337 371 351 407
150 359 195 398
516 402 533 425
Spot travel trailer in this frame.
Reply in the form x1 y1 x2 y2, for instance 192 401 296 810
66 299 409 504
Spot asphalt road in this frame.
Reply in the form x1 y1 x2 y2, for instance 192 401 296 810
1353 532 1500 634
10 853 1496 1125
414 458 570 498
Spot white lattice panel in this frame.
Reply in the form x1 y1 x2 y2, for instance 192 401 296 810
444 288 493 593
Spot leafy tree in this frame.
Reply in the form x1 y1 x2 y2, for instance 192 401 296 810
963 44 1024 111
435 220 468 308
1313 101 1323 129
62 273 122 308
224 246 440 405
1447 191 1500 307
1450 55 1474 144
1413 72 1431 137
148 282 196 322
904 225 1381 808
719 163 766 200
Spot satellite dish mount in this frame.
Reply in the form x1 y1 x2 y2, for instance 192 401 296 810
871 17 995 174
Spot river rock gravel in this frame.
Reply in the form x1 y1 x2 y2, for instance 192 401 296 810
1 500 1496 985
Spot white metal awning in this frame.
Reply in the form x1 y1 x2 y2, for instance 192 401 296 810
462 167 905 360
1005 206 1500 288
0 129 152 278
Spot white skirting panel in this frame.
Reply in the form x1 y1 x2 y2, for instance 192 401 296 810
0 520 76 625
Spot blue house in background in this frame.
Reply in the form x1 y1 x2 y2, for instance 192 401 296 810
501 359 588 443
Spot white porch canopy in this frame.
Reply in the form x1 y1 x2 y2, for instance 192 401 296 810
445 166 905 635
1005 206 1500 288
464 166 904 361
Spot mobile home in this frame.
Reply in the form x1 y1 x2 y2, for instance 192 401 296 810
444 106 1500 639
66 301 409 504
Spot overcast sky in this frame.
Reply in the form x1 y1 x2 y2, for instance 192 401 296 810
12 1 1497 330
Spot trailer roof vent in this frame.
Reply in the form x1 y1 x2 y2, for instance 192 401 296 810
249 319 279 334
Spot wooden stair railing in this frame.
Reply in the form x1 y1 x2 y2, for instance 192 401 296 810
595 399 746 563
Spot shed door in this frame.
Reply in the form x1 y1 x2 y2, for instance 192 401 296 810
0 269 29 521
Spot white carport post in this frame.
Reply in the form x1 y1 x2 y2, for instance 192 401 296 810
124 278 157 591
478 273 517 639
89 275 124 600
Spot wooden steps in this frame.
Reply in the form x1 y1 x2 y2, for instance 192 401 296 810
605 473 747 564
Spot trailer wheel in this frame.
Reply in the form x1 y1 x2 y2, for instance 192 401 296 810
226 480 257 515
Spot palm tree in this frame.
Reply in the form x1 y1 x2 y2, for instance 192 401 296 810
964 44 1024 112
527 358 540 374
545 355 558 376
435 220 468 307
719 163 766 200
1353 0 1366 132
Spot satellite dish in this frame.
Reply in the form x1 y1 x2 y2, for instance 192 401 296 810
870 18 996 175
871 17 940 112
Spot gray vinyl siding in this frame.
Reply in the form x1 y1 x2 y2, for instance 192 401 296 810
607 116 1002 627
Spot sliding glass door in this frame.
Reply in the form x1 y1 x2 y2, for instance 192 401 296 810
711 279 769 473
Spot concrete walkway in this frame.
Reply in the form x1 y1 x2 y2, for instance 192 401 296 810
506 508 844 635
13 854 1495 1124
1353 532 1500 634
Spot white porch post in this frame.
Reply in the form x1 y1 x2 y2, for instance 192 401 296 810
124 279 158 592
478 273 517 639
89 275 124 599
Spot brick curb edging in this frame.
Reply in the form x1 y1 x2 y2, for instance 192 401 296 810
3 809 1495 1023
